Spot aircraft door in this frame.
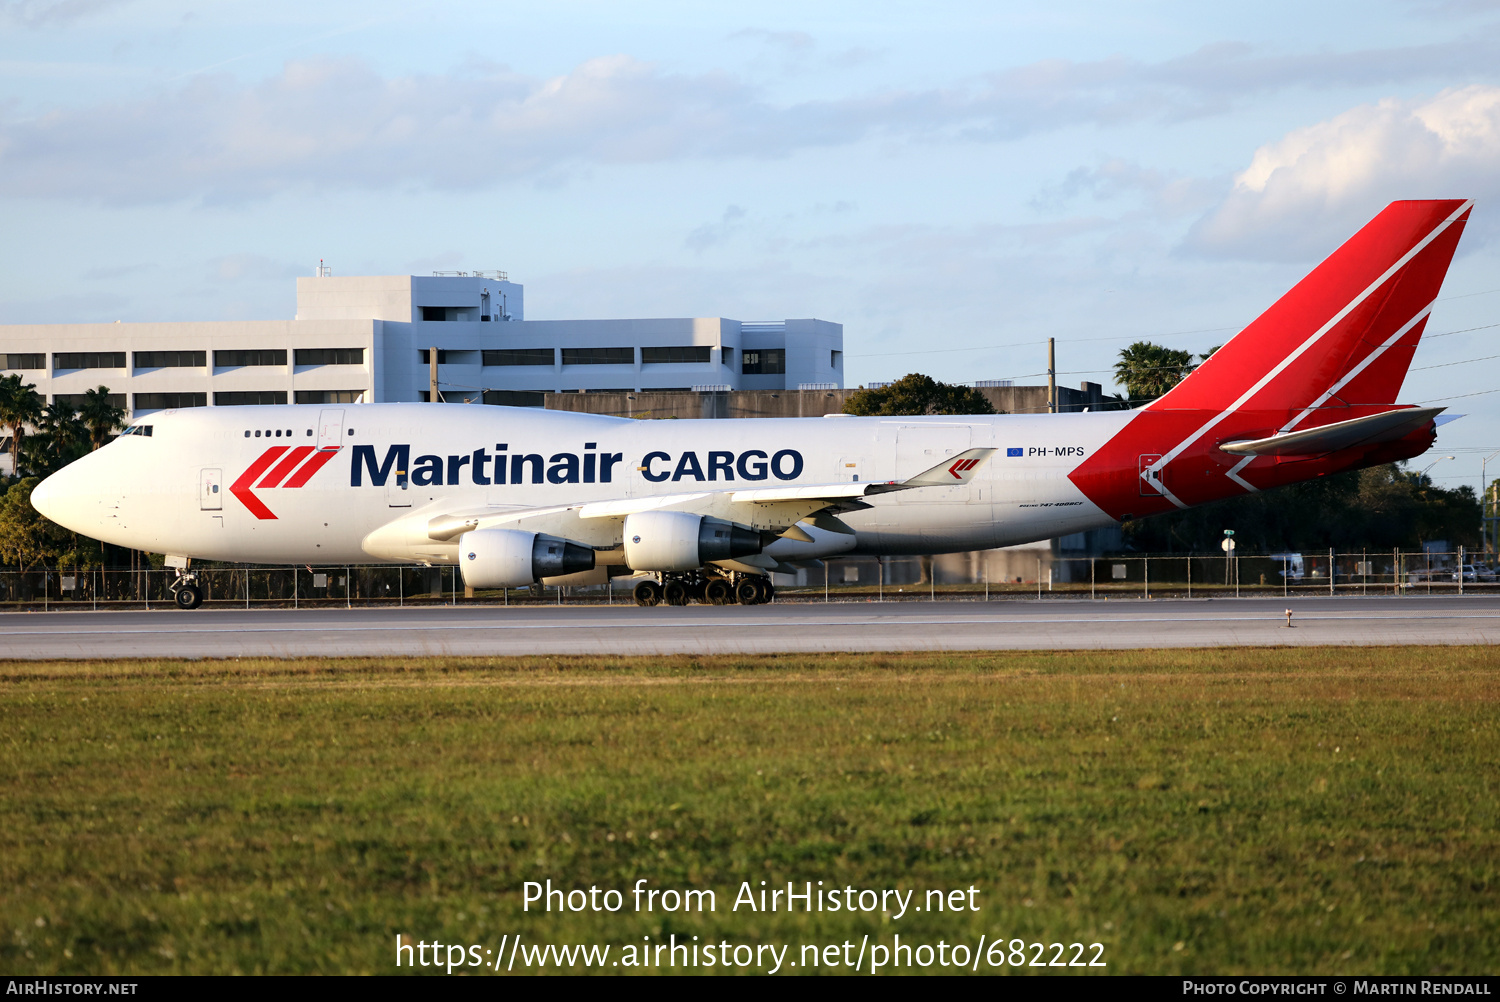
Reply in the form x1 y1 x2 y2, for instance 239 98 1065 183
317 409 346 450
1138 454 1164 496
895 425 972 503
386 464 411 507
199 468 222 510
838 455 867 483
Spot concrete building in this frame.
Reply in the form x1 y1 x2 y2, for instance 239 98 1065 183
0 272 844 421
536 379 1108 420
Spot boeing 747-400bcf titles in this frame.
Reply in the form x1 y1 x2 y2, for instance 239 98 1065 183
31 199 1472 608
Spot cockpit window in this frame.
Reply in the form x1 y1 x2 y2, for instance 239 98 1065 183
121 425 153 437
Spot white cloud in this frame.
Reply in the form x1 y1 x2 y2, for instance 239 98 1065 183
3 37 1497 207
0 0 131 27
1188 86 1500 259
685 205 747 254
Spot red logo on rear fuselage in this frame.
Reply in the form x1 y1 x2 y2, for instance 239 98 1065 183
231 445 339 519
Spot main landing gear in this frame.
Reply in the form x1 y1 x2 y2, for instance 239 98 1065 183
633 571 773 607
170 569 204 610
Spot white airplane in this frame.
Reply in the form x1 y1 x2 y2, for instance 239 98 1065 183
31 199 1471 609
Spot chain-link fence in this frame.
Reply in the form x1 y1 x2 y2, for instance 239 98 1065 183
1 548 1495 609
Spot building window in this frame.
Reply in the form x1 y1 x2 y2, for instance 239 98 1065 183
214 391 287 406
134 392 206 410
562 347 635 366
3 353 45 370
421 306 447 321
742 349 785 375
418 349 453 364
641 346 711 364
54 351 126 370
294 348 364 366
294 390 364 404
133 350 205 369
482 348 555 366
831 350 842 368
482 389 546 407
722 347 734 368
53 393 126 411
214 349 287 367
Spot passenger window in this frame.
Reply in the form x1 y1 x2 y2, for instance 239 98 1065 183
244 431 250 437
255 430 261 437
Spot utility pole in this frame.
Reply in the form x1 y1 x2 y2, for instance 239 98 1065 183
429 346 440 403
1482 450 1500 559
1047 337 1056 414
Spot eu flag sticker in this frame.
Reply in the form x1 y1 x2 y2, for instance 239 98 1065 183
1007 447 1024 457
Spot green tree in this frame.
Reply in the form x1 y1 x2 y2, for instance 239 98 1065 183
0 373 44 476
22 402 89 478
0 477 101 571
843 373 997 416
1122 462 1481 553
1113 342 1197 406
78 386 125 450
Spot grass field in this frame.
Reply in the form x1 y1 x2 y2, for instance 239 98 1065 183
2 648 1496 976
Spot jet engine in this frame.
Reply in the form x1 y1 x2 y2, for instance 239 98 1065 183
623 511 762 571
459 528 595 588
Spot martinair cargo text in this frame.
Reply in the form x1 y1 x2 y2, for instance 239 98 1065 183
32 200 1472 608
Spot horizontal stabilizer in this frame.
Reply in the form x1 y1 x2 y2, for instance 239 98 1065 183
1218 407 1444 457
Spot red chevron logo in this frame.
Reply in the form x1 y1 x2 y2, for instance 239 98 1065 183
947 457 980 480
230 445 340 520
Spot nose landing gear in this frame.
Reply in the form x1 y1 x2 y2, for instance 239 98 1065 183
169 569 204 610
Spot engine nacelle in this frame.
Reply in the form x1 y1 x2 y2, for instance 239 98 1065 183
623 511 762 571
459 528 595 588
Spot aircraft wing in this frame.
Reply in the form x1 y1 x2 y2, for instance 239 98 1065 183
362 448 995 560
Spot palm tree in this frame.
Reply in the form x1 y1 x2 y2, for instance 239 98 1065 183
0 374 44 476
30 402 88 475
78 386 126 450
1113 342 1197 406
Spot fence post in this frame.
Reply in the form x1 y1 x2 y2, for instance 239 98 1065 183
1329 547 1335 597
1144 555 1149 600
1036 558 1041 601
1187 555 1191 599
1460 544 1465 596
1091 558 1095 601
1394 548 1401 595
825 560 829 603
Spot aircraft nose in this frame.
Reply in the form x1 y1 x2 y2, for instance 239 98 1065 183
28 461 92 532
28 472 59 520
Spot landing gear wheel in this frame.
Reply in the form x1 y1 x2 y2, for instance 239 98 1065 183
759 579 775 604
634 580 662 607
663 580 690 606
735 577 765 606
705 578 734 605
174 583 204 610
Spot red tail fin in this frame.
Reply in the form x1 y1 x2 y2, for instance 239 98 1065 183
1069 199 1471 520
1152 199 1471 426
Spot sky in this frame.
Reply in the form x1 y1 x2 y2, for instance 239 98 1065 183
4 0 1500 491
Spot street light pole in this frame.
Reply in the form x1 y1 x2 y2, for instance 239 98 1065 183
1418 455 1456 481
1482 450 1500 560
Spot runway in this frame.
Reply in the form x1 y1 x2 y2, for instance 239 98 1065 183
3 596 1499 659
